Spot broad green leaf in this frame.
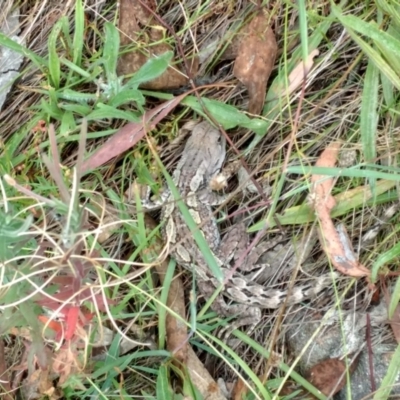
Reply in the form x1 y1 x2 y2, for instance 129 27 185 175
58 103 91 115
125 51 174 89
86 103 140 122
182 96 268 134
60 111 76 136
342 30 400 89
0 211 32 261
103 22 120 80
361 61 379 163
58 11 73 51
108 89 145 109
39 98 63 119
0 308 25 334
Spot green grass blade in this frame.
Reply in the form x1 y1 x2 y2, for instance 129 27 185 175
249 179 397 231
371 241 400 282
360 60 379 194
361 60 379 163
336 11 400 74
73 0 84 66
381 71 394 109
158 259 176 350
297 0 308 61
375 0 400 27
159 161 223 282
373 343 400 399
389 277 400 319
60 57 91 78
246 7 335 148
156 365 173 400
333 5 400 89
287 166 400 181
343 30 400 89
0 32 46 71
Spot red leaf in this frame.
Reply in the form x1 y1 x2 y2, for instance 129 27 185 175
81 93 189 174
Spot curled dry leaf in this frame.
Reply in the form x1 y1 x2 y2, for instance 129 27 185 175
233 12 277 114
276 49 319 97
117 0 198 89
311 142 370 278
306 356 359 397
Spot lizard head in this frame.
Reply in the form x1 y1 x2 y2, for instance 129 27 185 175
181 121 227 192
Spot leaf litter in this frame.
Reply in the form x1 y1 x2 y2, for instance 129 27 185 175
310 142 371 278
233 11 277 114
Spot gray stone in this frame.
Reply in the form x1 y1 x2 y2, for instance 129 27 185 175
0 8 24 111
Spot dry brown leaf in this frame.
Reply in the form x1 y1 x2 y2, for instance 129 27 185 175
117 0 198 89
232 377 248 400
311 142 370 278
186 347 227 400
52 345 84 386
306 356 359 397
81 93 189 174
21 367 57 400
233 12 277 114
277 49 319 97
